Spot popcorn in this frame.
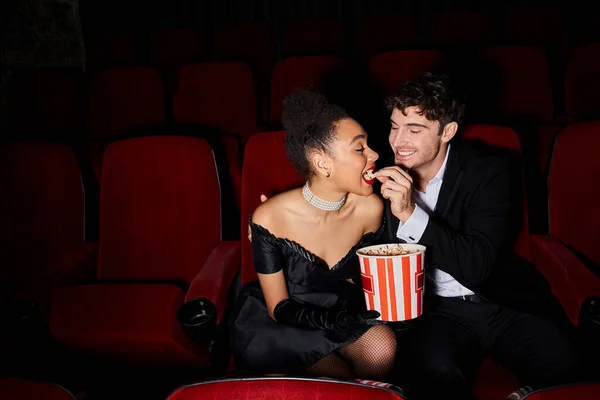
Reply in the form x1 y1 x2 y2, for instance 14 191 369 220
357 244 413 256
364 169 376 180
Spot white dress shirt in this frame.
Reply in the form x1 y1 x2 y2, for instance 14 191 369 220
395 144 474 297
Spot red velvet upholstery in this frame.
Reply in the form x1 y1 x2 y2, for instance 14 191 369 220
472 358 520 400
461 124 531 261
269 56 345 125
0 142 89 317
86 67 166 141
548 121 600 268
50 136 234 367
173 62 257 141
515 382 600 399
531 235 600 326
167 377 406 400
356 14 418 61
97 136 220 282
7 70 81 139
368 50 444 96
0 376 77 400
86 67 166 182
283 19 344 57
429 11 492 47
240 131 304 284
481 46 554 123
565 42 600 119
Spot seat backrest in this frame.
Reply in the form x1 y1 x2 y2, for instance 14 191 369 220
7 70 82 139
500 6 566 45
548 121 600 266
356 14 418 61
97 136 221 285
0 377 77 400
173 61 257 141
214 23 276 80
0 142 84 281
566 42 600 119
283 19 344 57
515 382 600 400
368 50 444 96
480 46 554 123
461 124 531 261
241 131 304 284
86 67 166 141
429 11 492 47
269 56 345 125
167 378 406 400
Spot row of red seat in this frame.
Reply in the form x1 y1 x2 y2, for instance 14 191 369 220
7 45 600 199
3 375 598 399
85 6 595 71
1 123 599 399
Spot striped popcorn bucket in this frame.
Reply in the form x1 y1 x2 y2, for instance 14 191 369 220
356 243 426 322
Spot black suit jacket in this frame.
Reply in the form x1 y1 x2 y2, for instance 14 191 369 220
380 139 564 319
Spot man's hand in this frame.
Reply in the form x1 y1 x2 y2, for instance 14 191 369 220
374 167 415 223
248 195 268 242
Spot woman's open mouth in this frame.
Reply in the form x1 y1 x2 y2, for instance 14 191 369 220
363 167 376 185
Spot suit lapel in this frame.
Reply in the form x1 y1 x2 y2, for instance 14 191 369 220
435 142 464 217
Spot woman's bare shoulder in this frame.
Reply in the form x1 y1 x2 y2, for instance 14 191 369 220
251 188 303 231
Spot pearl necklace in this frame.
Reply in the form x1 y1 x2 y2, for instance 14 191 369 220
302 182 346 211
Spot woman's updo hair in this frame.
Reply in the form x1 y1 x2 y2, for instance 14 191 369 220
282 91 349 178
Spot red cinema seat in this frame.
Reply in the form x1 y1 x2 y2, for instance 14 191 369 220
86 67 166 181
269 56 345 125
547 121 600 277
368 50 444 96
356 14 418 61
506 382 600 399
565 42 600 120
173 61 257 209
480 46 554 124
0 142 94 322
462 124 600 398
429 11 492 47
283 19 344 57
7 70 82 141
240 131 304 284
50 136 240 368
167 377 406 400
147 27 206 78
500 7 567 48
0 376 78 400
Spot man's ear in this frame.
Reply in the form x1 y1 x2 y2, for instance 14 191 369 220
441 122 458 143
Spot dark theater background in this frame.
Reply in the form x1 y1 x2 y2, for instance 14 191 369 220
1 0 599 399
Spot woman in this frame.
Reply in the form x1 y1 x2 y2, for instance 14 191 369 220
230 91 397 380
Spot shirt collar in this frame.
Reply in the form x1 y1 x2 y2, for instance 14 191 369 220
430 143 451 185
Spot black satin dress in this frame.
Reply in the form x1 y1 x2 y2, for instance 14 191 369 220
230 219 385 375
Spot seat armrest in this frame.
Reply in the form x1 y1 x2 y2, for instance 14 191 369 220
185 241 241 325
531 234 600 326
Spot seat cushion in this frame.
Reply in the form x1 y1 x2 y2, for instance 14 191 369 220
50 283 209 368
0 376 77 400
472 357 520 400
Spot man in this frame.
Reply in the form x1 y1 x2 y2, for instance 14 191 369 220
375 73 582 399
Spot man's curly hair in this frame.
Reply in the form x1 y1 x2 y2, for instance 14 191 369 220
385 73 465 133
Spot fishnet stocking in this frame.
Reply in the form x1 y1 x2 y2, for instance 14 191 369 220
338 324 397 380
306 352 353 379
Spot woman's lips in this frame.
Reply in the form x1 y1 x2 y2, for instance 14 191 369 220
363 167 376 185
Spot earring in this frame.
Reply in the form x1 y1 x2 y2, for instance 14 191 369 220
326 172 330 177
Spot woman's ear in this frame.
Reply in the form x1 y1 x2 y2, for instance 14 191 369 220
310 151 332 178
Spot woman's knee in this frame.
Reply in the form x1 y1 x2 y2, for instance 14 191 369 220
360 325 398 369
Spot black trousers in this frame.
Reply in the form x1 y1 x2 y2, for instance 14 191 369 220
394 294 583 400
